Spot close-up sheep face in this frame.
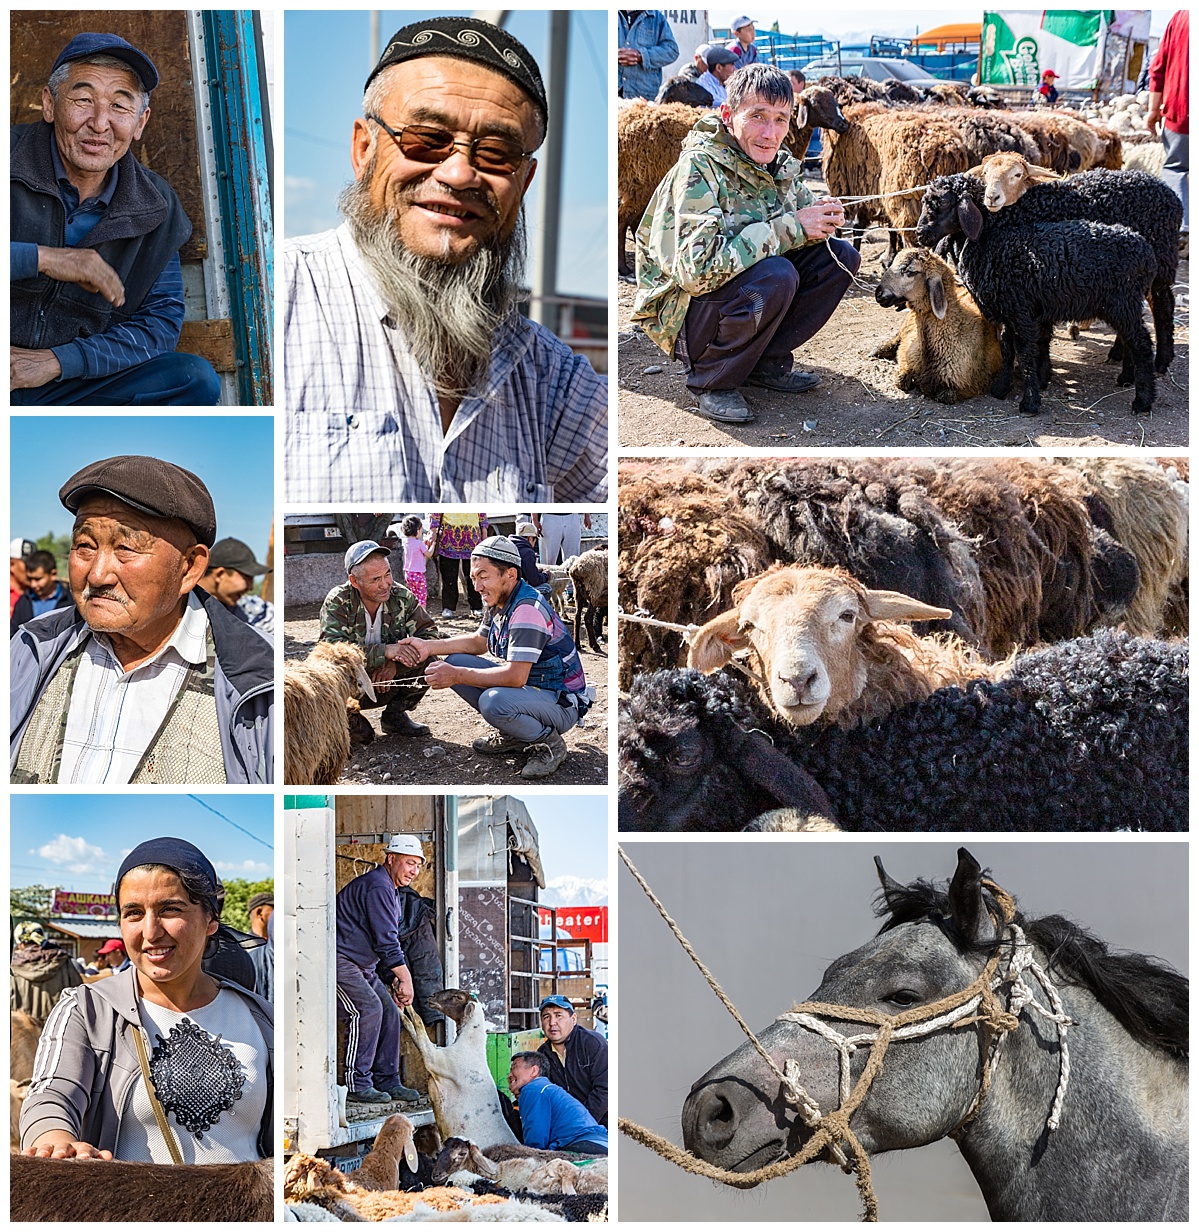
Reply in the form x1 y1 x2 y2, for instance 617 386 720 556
687 565 951 726
875 248 950 318
978 151 1061 210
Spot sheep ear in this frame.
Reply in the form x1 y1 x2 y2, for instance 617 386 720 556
469 1146 499 1178
862 589 954 623
1027 163 1061 181
687 609 748 673
927 273 948 320
794 102 808 130
957 196 983 241
356 664 377 703
964 163 986 178
404 1139 419 1170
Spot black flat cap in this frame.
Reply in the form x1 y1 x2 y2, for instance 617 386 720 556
209 537 267 575
60 455 217 547
368 16 548 139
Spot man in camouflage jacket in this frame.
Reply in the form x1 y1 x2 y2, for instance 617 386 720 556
320 540 440 736
633 64 860 423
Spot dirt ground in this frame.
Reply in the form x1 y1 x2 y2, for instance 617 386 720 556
285 605 609 787
618 199 1189 449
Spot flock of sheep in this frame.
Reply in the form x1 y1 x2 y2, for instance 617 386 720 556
618 74 1186 415
617 455 1189 832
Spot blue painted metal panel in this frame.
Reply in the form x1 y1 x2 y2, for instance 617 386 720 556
201 10 274 405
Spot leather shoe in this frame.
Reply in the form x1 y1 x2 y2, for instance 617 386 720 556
347 1087 390 1104
744 365 822 393
381 708 430 737
693 389 754 423
383 1083 421 1102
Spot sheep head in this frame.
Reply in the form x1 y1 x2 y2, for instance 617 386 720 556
915 174 986 248
875 247 953 319
308 639 377 703
797 86 849 135
372 1113 419 1175
432 1137 497 1184
978 152 1062 211
687 565 951 726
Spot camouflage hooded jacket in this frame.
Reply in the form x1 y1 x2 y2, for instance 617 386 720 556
632 113 818 358
319 581 438 673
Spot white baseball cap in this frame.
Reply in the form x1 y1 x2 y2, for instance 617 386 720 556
385 833 426 860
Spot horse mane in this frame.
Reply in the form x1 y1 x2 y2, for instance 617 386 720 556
875 879 1189 1057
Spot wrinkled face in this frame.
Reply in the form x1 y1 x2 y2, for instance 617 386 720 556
682 920 988 1172
207 566 251 607
722 92 792 165
508 1058 538 1095
469 557 518 609
26 567 58 599
351 57 539 264
350 553 393 607
69 496 205 640
540 1005 577 1043
42 61 149 186
387 852 425 887
118 866 218 989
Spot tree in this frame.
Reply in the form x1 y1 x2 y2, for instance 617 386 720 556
35 532 71 576
11 884 55 921
221 877 274 934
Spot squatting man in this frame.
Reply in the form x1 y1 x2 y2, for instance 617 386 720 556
634 63 858 425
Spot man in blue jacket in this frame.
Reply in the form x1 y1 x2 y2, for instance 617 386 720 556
335 834 426 1104
536 994 608 1126
618 11 679 100
11 32 220 405
508 1052 608 1154
10 455 273 784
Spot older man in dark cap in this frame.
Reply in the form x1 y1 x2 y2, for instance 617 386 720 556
11 32 220 406
283 15 606 504
10 456 273 783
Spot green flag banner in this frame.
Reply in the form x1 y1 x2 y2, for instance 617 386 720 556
980 10 1111 90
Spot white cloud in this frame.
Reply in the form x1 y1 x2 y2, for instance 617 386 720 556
541 875 607 908
34 833 108 875
214 859 273 878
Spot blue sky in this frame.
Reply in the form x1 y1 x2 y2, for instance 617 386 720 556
10 416 274 560
521 794 608 905
283 9 608 298
11 794 274 891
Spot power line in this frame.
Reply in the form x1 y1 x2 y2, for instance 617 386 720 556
186 796 274 850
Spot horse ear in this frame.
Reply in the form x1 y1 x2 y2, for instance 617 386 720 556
948 847 992 944
874 855 905 904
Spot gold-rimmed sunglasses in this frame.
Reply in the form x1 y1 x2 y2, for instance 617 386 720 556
366 113 534 175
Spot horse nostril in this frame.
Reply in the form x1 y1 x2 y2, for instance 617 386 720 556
696 1088 738 1149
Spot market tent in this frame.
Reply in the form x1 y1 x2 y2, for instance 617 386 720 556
911 22 981 49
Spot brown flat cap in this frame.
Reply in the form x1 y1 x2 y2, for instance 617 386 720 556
60 455 217 547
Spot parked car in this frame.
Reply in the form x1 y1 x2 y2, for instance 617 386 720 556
801 55 938 84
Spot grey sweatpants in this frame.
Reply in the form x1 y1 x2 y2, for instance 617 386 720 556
446 654 579 742
1162 127 1189 230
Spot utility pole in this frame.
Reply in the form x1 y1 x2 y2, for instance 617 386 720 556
529 11 568 332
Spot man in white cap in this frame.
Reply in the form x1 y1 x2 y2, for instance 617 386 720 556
335 833 430 1104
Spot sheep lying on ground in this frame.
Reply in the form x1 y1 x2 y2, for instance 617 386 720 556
873 247 1003 401
12 1156 275 1222
619 639 1188 832
970 154 1182 374
687 563 1001 729
284 640 376 785
567 546 608 654
434 1138 608 1196
916 173 1158 415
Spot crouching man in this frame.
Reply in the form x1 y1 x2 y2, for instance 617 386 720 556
633 64 859 424
508 1052 608 1154
398 536 591 779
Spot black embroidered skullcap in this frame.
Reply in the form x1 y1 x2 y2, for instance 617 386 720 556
114 837 219 901
367 16 548 139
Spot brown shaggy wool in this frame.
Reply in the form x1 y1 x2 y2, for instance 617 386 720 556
284 640 370 785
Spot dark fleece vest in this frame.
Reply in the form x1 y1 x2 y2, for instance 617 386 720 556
10 122 192 350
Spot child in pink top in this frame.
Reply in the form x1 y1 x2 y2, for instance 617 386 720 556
401 515 434 608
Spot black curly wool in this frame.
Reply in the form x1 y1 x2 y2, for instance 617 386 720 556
619 630 1188 832
461 1177 607 1221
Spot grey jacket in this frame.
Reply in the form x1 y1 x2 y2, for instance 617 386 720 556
20 966 273 1157
10 590 274 784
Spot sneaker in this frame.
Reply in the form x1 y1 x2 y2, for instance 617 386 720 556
382 1083 421 1102
380 707 430 737
441 608 454 618
744 364 822 393
521 733 568 779
470 609 483 620
473 730 528 755
694 389 754 423
347 1087 390 1104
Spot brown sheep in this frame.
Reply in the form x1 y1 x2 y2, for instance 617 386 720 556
687 563 1002 729
567 545 608 653
10 1156 274 1222
873 247 1003 402
434 1137 608 1195
11 1010 39 1149
1062 456 1189 638
618 462 771 690
353 1113 422 1191
283 640 376 785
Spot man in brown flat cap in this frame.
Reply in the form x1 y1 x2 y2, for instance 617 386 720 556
10 455 273 784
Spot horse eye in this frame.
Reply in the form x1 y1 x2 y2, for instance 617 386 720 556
885 989 921 1007
839 609 856 623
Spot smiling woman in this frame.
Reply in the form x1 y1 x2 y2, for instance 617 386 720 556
20 837 273 1165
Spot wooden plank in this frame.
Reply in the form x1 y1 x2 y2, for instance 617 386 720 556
11 11 207 259
178 319 235 371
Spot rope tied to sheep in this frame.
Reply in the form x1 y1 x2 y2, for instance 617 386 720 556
616 610 770 691
617 850 1074 1222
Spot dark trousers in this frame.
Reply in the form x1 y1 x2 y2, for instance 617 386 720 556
336 954 401 1093
681 240 860 392
438 556 482 613
12 352 222 406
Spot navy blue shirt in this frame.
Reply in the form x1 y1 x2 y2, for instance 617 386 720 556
335 864 406 970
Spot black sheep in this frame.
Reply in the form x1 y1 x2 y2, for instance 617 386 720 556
916 174 1158 415
619 630 1187 833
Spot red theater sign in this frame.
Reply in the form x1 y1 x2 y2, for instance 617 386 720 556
539 905 608 943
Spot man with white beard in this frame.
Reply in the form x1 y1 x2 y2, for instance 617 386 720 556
283 16 607 503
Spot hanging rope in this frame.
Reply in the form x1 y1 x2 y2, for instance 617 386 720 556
618 850 1073 1222
615 611 768 690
